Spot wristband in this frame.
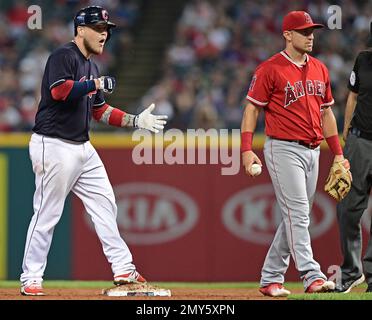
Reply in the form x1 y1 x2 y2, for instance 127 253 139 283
134 114 139 128
325 135 343 155
241 131 253 153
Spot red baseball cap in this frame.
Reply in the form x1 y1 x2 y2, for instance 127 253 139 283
282 11 324 32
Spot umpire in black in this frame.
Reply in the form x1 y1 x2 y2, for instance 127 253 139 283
335 22 372 293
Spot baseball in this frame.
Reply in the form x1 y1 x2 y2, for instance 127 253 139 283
251 163 262 176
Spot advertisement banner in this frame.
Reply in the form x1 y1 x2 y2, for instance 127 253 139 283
72 147 372 282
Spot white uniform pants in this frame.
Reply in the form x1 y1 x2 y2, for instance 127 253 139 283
20 133 135 284
260 138 327 289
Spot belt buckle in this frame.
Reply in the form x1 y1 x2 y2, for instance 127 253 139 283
351 128 361 137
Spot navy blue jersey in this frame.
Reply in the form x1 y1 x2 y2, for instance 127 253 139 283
33 42 105 142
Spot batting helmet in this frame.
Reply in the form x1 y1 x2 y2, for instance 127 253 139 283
74 6 116 41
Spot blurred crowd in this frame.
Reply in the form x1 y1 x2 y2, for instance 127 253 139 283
1 0 372 132
142 0 372 132
0 0 140 131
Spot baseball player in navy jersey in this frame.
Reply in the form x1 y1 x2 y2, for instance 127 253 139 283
20 6 167 296
241 11 349 297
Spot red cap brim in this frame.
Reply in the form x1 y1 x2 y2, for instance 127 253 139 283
292 23 324 30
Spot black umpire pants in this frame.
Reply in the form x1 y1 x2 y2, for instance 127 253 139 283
337 132 372 284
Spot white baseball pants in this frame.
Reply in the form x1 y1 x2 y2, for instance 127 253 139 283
20 133 135 285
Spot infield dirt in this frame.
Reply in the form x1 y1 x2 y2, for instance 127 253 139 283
0 287 314 300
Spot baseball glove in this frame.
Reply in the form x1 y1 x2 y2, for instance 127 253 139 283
324 159 352 202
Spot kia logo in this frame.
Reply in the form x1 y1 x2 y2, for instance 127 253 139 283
222 184 334 244
114 183 198 245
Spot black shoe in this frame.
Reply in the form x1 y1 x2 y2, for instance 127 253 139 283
366 283 372 293
334 274 365 293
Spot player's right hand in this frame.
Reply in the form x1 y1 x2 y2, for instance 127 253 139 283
98 76 116 94
242 151 262 177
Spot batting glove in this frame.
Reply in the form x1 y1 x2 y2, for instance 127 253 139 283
98 76 116 94
134 103 168 133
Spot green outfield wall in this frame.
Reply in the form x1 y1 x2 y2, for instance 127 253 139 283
0 138 71 280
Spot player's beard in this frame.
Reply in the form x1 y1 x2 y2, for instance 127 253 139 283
294 43 312 55
83 38 102 55
302 46 313 54
302 42 313 54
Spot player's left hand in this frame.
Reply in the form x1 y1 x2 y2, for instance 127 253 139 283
324 158 352 201
135 103 168 133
